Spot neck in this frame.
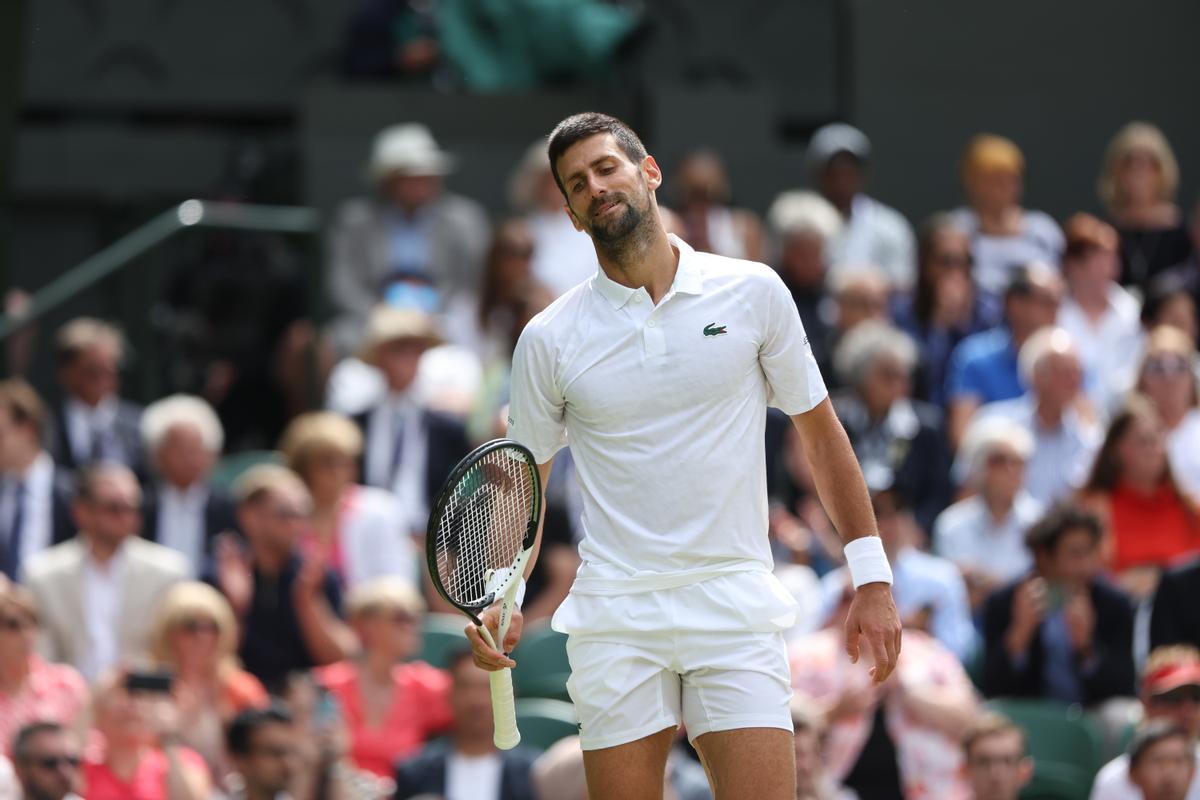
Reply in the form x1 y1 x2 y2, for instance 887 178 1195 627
1035 398 1065 428
594 217 677 304
981 489 1015 521
1072 284 1109 317
361 649 395 683
252 545 289 576
0 656 31 694
1159 401 1188 429
454 734 495 757
1124 470 1161 494
244 786 278 800
104 738 144 775
976 205 1020 233
10 447 39 475
166 478 198 493
87 535 123 564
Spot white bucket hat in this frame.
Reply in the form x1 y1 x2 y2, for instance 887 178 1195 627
367 123 456 181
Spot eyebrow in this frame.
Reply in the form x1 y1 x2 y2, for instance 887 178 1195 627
563 156 618 187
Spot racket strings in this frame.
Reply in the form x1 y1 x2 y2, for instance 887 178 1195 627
434 448 534 607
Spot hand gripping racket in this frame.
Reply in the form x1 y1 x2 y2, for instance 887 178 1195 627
426 439 541 749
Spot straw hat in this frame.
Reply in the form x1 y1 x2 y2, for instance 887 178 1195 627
357 306 443 364
367 123 455 182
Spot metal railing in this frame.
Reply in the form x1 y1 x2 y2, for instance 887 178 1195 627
0 200 321 340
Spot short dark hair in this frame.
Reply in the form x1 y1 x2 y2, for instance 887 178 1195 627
962 712 1026 760
13 721 66 761
73 462 138 503
1127 720 1192 770
226 705 293 757
1004 262 1057 301
1024 503 1103 555
546 112 648 198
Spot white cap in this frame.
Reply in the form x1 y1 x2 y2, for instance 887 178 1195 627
367 123 456 181
806 123 871 171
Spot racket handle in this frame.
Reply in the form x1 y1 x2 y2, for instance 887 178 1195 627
489 667 521 749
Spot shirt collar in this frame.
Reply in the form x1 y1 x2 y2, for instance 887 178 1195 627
67 395 117 425
161 482 208 506
591 234 705 309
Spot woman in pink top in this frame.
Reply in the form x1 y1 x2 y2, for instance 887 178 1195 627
81 669 211 800
316 577 452 777
0 578 88 755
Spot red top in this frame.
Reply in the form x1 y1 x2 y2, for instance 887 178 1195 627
1109 481 1200 572
316 660 453 777
82 746 208 800
0 657 89 755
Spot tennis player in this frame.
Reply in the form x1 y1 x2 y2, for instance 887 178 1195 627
466 112 902 799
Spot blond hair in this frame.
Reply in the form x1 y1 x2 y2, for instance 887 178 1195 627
278 412 363 480
345 576 426 622
54 317 123 368
961 134 1025 183
149 582 241 674
232 463 310 507
0 576 37 625
1098 122 1180 212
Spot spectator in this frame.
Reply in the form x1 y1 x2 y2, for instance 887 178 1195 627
1090 645 1200 800
791 584 979 800
140 395 238 577
342 0 442 81
352 306 470 536
807 123 916 292
823 270 891 388
1079 395 1200 599
24 463 186 680
1142 272 1200 344
1160 198 1200 298
392 649 539 800
822 487 975 663
766 190 842 371
1151 557 1200 650
893 213 1000 406
529 733 711 800
148 581 268 786
81 669 211 800
213 464 355 689
945 263 1063 450
982 503 1136 706
1126 722 1197 800
950 134 1065 300
0 579 87 758
225 706 299 800
0 379 75 578
326 123 489 355
830 321 950 534
974 327 1102 507
962 713 1033 800
47 319 145 479
11 721 83 800
316 577 452 778
1098 122 1193 289
934 416 1040 610
1057 213 1144 413
1137 326 1200 498
279 412 419 589
790 703 855 800
673 149 766 262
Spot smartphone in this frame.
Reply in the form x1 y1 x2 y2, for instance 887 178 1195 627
125 670 174 694
1044 582 1067 612
313 687 341 729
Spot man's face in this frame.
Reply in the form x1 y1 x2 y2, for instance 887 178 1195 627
1007 280 1062 339
382 173 442 213
817 152 865 210
73 472 142 547
966 731 1033 800
450 658 495 741
836 282 888 333
1146 683 1200 739
374 337 428 393
968 169 1022 211
156 424 215 489
14 729 81 800
61 341 120 407
1131 736 1196 800
235 722 297 796
555 133 660 245
0 405 22 470
1038 528 1100 589
1032 350 1082 410
241 487 309 555
981 444 1026 501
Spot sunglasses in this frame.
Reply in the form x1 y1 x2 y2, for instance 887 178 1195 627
1152 685 1200 706
0 615 33 632
92 500 140 516
26 755 81 770
1144 356 1192 378
178 618 219 636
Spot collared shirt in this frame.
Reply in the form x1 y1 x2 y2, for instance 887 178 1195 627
944 326 1025 406
1168 409 1200 499
1057 284 1143 414
975 394 1102 507
445 752 502 800
80 543 129 681
0 452 55 578
827 194 917 291
155 483 209 577
385 206 434 279
1090 745 1200 800
948 208 1065 298
364 394 427 534
932 492 1041 584
508 235 826 610
65 396 121 465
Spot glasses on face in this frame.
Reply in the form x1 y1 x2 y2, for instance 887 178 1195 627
252 744 295 760
265 504 307 521
92 500 140 516
26 754 81 771
969 754 1023 769
178 618 219 636
933 252 972 270
0 614 34 632
1152 685 1200 706
986 451 1023 469
1144 355 1192 378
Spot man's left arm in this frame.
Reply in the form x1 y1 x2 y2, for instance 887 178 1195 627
791 398 903 682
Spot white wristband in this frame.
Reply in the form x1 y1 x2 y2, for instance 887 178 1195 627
844 536 893 588
514 578 527 608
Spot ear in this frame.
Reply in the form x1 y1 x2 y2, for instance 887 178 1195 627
563 203 585 233
641 155 663 192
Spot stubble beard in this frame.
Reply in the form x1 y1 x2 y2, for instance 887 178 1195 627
587 187 656 267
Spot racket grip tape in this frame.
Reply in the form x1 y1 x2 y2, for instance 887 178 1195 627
489 667 521 749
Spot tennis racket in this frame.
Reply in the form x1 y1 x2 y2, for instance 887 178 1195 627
426 438 542 750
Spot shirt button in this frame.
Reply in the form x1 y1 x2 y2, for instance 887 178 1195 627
647 320 656 327
633 295 643 303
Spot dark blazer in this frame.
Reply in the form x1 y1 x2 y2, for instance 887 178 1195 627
393 739 539 800
353 407 471 509
47 398 146 479
982 575 1136 706
50 465 77 546
141 483 239 571
1150 556 1200 650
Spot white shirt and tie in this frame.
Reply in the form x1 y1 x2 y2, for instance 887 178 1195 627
155 483 209 577
80 545 129 681
364 395 428 535
0 452 55 581
64 396 123 464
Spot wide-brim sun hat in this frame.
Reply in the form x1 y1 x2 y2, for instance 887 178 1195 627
367 123 456 182
357 305 444 365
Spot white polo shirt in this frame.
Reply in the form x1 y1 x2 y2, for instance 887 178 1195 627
508 235 827 632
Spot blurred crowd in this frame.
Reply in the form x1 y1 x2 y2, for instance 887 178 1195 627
0 114 1199 800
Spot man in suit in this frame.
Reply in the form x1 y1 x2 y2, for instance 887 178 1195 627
47 318 146 480
353 305 470 536
0 379 76 580
24 462 187 680
140 394 238 577
982 503 1136 706
1151 557 1200 650
394 649 539 800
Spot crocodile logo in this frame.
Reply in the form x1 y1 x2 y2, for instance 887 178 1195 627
703 323 727 337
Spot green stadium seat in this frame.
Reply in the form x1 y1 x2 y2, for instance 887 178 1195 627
985 699 1103 800
1019 761 1094 800
211 450 282 491
513 624 571 701
417 614 471 668
515 698 578 751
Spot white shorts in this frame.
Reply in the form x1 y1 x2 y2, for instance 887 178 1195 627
565 628 794 751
